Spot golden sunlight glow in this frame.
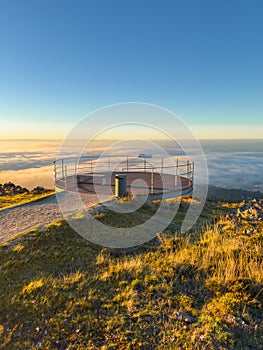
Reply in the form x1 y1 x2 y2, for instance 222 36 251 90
1 119 262 140
192 124 263 139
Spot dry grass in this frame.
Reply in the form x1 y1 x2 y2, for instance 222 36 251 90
0 199 262 349
0 192 55 210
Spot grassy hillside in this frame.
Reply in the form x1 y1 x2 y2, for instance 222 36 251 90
0 183 54 210
0 198 262 349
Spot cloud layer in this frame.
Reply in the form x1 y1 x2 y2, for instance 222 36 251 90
0 140 262 192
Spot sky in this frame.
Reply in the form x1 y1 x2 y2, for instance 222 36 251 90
0 0 263 140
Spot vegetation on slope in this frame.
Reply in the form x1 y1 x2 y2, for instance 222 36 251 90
0 183 54 210
0 198 262 349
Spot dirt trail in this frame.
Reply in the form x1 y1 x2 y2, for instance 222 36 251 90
0 193 103 243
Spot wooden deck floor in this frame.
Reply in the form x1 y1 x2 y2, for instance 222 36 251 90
55 171 192 196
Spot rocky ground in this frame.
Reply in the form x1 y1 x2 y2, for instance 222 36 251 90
228 200 263 222
221 199 263 237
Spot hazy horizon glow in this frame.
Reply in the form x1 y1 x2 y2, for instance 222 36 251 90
1 122 262 141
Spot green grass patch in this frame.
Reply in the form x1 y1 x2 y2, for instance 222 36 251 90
0 192 55 210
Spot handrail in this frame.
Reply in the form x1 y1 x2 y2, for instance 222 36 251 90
54 155 194 185
55 154 184 163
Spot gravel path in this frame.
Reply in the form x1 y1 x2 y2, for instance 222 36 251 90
0 193 105 244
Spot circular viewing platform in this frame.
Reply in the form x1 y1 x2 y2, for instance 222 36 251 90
54 155 194 200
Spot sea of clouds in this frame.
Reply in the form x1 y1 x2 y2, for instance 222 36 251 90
0 140 262 192
205 151 263 192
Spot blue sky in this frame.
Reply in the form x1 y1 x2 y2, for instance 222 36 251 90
0 0 263 139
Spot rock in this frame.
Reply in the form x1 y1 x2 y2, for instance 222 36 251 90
222 314 248 328
225 199 263 232
31 186 49 195
172 311 196 323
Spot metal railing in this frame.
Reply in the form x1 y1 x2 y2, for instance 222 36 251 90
54 155 194 193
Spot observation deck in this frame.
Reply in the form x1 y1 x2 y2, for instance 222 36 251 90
54 155 194 200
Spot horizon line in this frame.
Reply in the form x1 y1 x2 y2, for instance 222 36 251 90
1 138 263 142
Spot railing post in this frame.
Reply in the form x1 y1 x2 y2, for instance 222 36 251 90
108 156 110 171
74 159 77 175
126 156 129 172
175 158 179 188
161 157 163 173
53 161 56 182
151 167 154 194
64 165 67 190
62 159 64 179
